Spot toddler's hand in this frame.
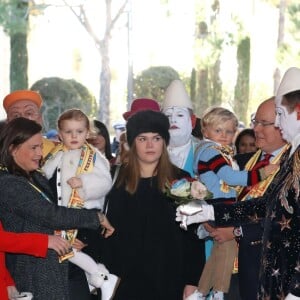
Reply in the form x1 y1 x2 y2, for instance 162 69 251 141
67 177 82 188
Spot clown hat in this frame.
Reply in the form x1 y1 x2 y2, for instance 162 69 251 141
162 79 193 110
276 67 300 97
3 90 43 112
123 98 160 120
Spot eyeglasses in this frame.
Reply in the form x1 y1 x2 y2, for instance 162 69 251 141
251 119 275 127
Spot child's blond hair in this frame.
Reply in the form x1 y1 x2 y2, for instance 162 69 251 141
201 106 239 131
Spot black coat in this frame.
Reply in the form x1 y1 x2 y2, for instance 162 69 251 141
102 170 205 300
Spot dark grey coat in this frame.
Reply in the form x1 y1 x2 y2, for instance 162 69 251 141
0 169 100 300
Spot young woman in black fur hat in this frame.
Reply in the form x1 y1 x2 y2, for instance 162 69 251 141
101 110 205 300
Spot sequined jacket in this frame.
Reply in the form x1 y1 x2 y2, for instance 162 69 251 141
213 147 300 299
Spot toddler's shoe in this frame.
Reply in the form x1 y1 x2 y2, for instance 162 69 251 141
185 290 206 300
101 273 120 300
86 263 109 289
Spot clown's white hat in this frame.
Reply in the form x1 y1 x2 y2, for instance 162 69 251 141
276 67 300 97
162 79 193 110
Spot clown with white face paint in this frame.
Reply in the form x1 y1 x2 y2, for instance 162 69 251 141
162 80 206 299
164 107 193 147
162 80 198 176
275 68 300 155
176 67 300 300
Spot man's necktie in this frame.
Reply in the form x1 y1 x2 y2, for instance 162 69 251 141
250 153 272 171
237 153 272 201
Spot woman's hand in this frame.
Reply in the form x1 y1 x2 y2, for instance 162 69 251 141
183 284 198 299
7 285 19 299
48 235 71 256
98 213 115 238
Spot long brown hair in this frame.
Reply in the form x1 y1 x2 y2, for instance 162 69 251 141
116 139 179 194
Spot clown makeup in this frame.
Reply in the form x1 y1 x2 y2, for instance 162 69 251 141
275 97 299 143
162 107 192 147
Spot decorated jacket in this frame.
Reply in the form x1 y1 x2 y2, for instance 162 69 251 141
212 144 300 298
194 139 266 199
42 143 112 210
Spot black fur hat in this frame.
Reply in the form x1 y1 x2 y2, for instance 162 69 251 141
126 110 170 146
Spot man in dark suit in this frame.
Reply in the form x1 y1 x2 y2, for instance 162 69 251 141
211 97 288 300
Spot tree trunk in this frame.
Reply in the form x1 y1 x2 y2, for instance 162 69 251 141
210 58 222 107
9 0 29 91
234 37 250 123
99 38 111 126
197 68 209 114
10 32 28 91
274 0 286 94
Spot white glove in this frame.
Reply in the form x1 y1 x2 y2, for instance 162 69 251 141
197 224 210 239
285 293 300 300
176 200 214 230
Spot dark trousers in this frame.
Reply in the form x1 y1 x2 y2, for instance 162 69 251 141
224 273 241 300
238 224 263 300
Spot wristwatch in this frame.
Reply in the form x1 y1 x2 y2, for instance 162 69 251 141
233 226 243 241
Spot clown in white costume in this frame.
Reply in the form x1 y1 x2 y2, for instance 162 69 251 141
162 80 199 176
42 109 118 300
162 80 206 299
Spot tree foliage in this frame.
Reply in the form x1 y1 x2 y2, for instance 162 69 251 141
134 66 180 103
0 0 29 35
31 77 97 131
193 0 225 115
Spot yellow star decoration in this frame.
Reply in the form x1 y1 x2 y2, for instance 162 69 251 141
278 215 292 231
